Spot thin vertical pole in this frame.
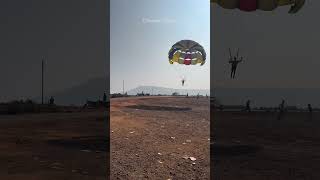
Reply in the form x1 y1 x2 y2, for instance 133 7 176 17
123 80 124 95
42 58 44 105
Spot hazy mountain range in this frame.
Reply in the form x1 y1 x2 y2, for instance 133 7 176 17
32 77 320 108
33 77 108 106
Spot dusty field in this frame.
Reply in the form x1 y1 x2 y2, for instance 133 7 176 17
213 111 320 180
110 96 210 180
0 110 108 180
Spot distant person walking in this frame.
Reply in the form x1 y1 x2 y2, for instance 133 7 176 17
278 99 285 120
308 104 313 121
308 104 313 113
49 96 55 105
245 100 251 112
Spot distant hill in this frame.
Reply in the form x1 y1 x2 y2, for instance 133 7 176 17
127 86 210 96
33 77 320 108
33 77 108 106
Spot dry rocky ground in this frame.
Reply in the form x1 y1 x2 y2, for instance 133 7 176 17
213 111 320 180
110 96 210 180
0 110 108 180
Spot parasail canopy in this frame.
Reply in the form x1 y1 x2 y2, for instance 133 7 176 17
168 40 206 66
210 0 305 13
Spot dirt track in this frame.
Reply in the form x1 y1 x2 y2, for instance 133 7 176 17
213 111 320 180
110 96 210 180
0 110 107 180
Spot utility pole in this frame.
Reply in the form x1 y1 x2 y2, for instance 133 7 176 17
41 57 44 105
123 80 124 95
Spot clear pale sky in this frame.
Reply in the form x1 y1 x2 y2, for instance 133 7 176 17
110 0 210 93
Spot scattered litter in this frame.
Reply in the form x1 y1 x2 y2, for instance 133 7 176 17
125 137 129 140
81 149 91 153
158 160 163 164
186 140 192 143
189 157 196 161
182 142 186 145
158 153 162 155
208 138 210 141
182 155 189 160
135 154 139 156
170 137 175 140
111 131 114 133
192 162 196 165
129 131 135 134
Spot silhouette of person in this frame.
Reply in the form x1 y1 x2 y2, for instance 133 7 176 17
245 100 251 112
308 104 313 113
229 56 243 79
308 104 313 121
278 99 285 120
182 79 185 86
49 96 54 105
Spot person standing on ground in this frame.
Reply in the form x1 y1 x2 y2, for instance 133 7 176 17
278 99 285 120
245 100 251 112
49 96 55 105
308 104 313 113
308 104 313 121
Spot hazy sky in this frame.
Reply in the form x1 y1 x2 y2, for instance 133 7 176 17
212 1 319 88
0 0 108 102
110 0 210 93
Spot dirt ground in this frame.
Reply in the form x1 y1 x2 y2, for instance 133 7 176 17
110 96 210 180
0 110 108 180
3 96 318 180
213 111 320 180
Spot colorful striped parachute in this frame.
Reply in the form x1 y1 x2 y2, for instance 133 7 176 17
168 40 206 66
211 0 305 13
